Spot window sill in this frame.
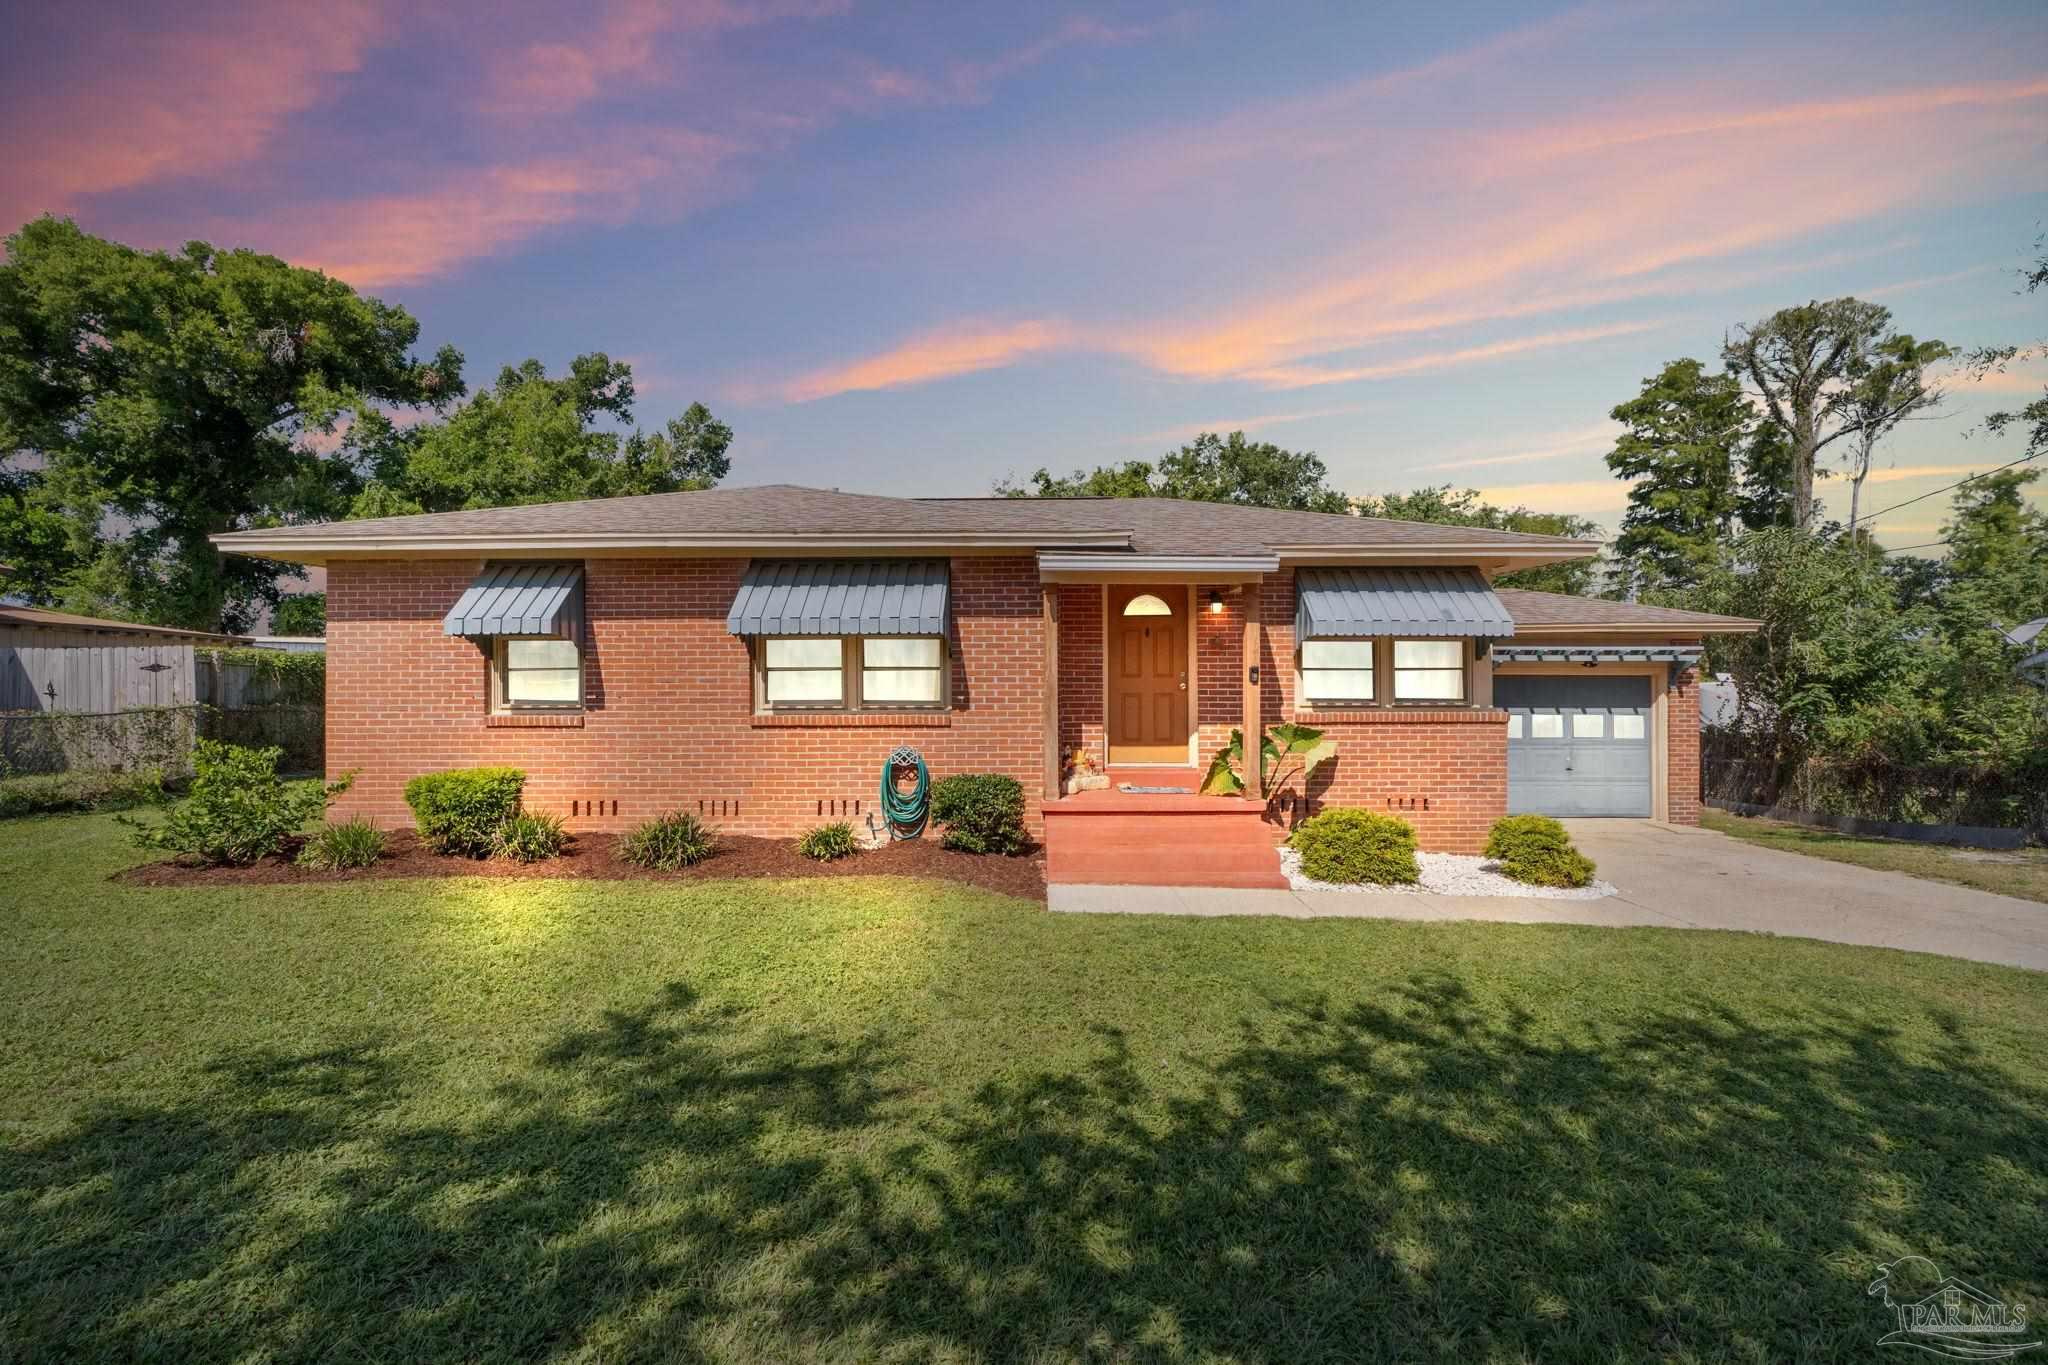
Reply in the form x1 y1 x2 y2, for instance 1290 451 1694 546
750 711 953 729
486 712 586 728
1290 707 1504 724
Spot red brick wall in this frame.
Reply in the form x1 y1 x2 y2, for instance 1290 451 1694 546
327 556 1048 836
1252 569 1508 853
1195 585 1246 776
1666 663 1702 825
1055 584 1104 774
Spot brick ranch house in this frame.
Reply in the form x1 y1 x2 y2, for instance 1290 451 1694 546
212 485 1757 863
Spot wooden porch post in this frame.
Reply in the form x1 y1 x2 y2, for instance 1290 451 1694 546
1241 589 1263 803
1043 585 1060 802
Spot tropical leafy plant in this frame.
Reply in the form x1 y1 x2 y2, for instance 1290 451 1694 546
1200 723 1336 798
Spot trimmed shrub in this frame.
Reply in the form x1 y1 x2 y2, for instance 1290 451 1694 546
0 767 165 819
404 767 526 858
797 821 859 861
619 811 718 870
298 816 386 870
1288 808 1420 885
496 811 568 863
1485 814 1597 888
121 740 350 866
930 773 1029 855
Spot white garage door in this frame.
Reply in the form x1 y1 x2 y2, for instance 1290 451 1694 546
1497 674 1653 817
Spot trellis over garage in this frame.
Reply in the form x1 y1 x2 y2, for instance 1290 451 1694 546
211 484 1757 854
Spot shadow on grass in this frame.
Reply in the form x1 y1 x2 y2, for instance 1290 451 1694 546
3 975 2043 1362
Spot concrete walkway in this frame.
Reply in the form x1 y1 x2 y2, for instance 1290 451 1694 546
1047 819 2048 972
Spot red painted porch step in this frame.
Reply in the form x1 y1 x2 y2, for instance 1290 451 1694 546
1043 794 1287 889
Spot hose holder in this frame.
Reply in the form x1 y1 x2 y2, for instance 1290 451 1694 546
880 746 930 840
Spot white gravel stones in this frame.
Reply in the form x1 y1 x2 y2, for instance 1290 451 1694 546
1279 847 1616 899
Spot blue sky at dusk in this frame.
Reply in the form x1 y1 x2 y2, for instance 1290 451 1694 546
5 0 2045 547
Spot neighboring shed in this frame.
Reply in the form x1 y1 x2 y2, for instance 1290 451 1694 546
0 606 245 712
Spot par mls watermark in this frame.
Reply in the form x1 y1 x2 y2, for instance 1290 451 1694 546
1869 1256 2039 1360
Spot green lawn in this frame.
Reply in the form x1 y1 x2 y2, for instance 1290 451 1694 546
1703 808 2048 904
4 814 2045 1364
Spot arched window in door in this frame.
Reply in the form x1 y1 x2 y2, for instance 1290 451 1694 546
1122 593 1172 616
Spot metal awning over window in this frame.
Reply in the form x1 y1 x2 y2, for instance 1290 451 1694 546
727 559 949 637
443 562 584 639
1295 567 1515 640
1492 644 1702 665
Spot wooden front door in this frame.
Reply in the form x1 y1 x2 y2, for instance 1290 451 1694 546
1108 585 1189 764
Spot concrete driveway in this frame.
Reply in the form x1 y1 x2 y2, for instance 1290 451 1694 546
1046 819 2048 972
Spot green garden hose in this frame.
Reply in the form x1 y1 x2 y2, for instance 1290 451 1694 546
881 746 930 840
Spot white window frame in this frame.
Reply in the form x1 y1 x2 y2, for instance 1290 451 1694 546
494 635 584 712
1298 637 1378 706
1391 638 1468 703
755 636 950 712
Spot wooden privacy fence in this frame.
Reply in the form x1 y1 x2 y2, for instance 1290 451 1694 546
0 643 326 777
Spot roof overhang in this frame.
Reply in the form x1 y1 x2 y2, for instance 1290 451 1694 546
1508 620 1758 637
211 529 1135 567
1493 643 1704 665
1271 540 1602 571
1036 552 1279 584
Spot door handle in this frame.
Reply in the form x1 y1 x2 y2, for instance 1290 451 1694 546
1179 670 1188 691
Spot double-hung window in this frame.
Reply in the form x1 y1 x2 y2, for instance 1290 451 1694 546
759 636 948 710
1392 639 1465 702
497 637 583 710
1299 639 1376 705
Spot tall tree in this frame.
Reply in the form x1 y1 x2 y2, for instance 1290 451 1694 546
351 356 733 516
1602 359 1749 593
1835 332 1950 538
1942 467 2048 627
998 431 1350 512
1723 297 1891 529
1966 242 2048 463
0 219 463 631
271 592 327 636
1353 485 1603 595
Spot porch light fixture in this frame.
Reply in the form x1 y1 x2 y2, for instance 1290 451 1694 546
1207 591 1224 614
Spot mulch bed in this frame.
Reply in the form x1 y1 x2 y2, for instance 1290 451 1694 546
114 829 1047 901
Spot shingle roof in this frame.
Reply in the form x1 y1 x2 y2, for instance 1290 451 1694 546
210 484 1596 557
1496 588 1758 631
0 605 247 640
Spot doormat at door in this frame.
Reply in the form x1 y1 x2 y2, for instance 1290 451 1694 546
1119 784 1193 794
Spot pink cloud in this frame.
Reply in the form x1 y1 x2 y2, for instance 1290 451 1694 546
251 128 738 287
780 32 2046 400
781 319 1075 401
0 0 388 230
479 0 852 116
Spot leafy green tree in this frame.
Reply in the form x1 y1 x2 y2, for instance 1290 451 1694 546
271 592 326 636
352 356 732 516
1723 297 1891 529
0 218 463 631
1942 468 2048 628
1353 485 1603 595
1734 424 1796 531
1967 243 2047 463
1835 332 1950 537
998 431 1350 512
1681 527 1923 774
1602 359 1749 593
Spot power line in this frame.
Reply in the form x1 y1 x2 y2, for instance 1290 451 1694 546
1856 450 2041 524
